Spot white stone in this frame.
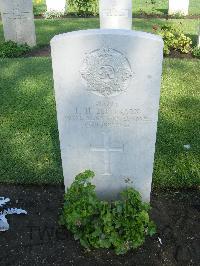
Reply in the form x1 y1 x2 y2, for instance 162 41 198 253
0 0 36 47
198 25 200 48
51 29 163 202
46 0 66 14
168 0 189 16
99 0 132 30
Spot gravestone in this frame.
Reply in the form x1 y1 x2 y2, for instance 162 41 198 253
51 29 163 202
0 0 36 47
198 25 200 48
46 0 66 14
168 0 189 16
99 0 132 29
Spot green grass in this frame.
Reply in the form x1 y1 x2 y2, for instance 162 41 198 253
33 0 200 16
0 58 62 184
0 58 199 188
132 0 200 16
35 18 100 47
33 18 200 48
0 18 199 47
155 59 200 188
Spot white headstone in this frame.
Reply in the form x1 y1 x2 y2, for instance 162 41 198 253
168 0 189 16
51 29 163 202
46 0 66 14
0 0 36 47
198 25 200 48
99 0 132 30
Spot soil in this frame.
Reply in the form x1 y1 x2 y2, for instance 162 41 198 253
166 50 195 59
26 46 51 57
0 184 200 266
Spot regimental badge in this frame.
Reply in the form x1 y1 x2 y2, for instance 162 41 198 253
80 48 133 97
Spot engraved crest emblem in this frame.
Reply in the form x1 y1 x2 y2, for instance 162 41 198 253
80 48 133 97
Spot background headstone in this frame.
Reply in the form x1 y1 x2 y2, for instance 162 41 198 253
168 0 189 16
46 0 66 14
51 29 163 202
99 0 132 30
0 0 36 47
198 25 200 48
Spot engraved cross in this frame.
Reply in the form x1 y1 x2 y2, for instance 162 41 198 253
90 133 124 176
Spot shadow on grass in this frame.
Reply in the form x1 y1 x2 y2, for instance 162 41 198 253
154 98 200 189
153 59 200 188
186 34 198 46
0 58 63 184
35 18 100 46
155 8 168 15
0 58 199 189
132 18 167 33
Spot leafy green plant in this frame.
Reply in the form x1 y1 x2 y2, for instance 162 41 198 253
0 41 31 58
169 12 185 19
68 0 98 16
192 46 200 59
156 24 192 55
60 170 156 255
150 0 157 5
43 10 65 19
33 0 46 16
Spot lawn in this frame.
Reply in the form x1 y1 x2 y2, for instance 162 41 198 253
33 0 200 16
0 58 199 188
132 0 200 16
0 18 199 47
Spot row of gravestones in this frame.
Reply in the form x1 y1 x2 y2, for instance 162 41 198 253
0 0 199 202
0 0 200 48
43 0 193 17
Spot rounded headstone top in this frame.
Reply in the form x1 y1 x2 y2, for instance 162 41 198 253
50 29 164 46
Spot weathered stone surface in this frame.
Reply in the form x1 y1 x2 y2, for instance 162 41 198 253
0 0 36 47
51 29 163 202
99 0 132 30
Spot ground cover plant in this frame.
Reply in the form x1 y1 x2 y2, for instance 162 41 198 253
43 10 66 19
0 184 200 265
0 57 199 188
156 24 192 55
68 0 98 16
33 0 46 16
0 41 31 58
60 170 156 255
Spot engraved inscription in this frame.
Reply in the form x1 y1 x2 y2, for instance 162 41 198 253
3 2 30 20
3 10 30 19
66 101 152 129
90 132 124 176
80 48 133 97
102 8 129 17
